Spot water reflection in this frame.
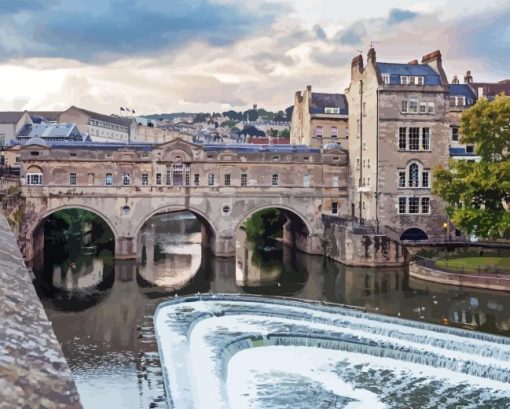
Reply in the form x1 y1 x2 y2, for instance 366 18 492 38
34 211 510 409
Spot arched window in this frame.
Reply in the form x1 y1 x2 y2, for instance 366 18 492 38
408 163 419 187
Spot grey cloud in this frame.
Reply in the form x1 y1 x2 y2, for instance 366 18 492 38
313 25 327 40
387 9 419 25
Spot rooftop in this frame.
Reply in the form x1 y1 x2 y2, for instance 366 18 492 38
310 93 348 115
0 111 27 124
66 106 135 127
376 62 442 86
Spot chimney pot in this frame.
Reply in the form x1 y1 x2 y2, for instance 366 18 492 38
452 75 459 84
464 70 473 84
408 59 418 65
367 47 376 63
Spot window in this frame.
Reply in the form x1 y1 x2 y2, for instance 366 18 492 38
208 173 215 186
427 102 435 114
399 128 406 150
409 98 418 113
224 174 231 186
333 156 339 161
367 159 370 168
272 174 279 186
331 126 338 138
362 102 366 117
222 205 231 215
415 76 424 85
399 171 406 188
422 128 430 150
400 76 409 85
452 127 459 141
409 197 420 213
422 171 429 188
156 173 162 185
15 155 20 163
356 158 360 170
401 100 408 113
363 159 365 168
332 202 338 214
325 107 340 114
123 173 131 186
398 197 406 214
69 172 77 185
194 174 200 186
409 128 420 150
207 154 214 159
122 206 131 214
241 173 247 186
421 197 430 214
420 102 427 113
304 156 310 161
87 173 94 185
142 173 149 186
105 173 113 186
303 174 310 187
315 126 323 137
30 151 39 156
409 163 419 187
356 119 360 138
272 155 280 161
332 176 339 187
466 145 474 153
26 173 43 185
142 152 149 158
382 73 390 84
70 153 77 157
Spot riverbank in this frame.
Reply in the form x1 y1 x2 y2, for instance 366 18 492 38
0 212 82 409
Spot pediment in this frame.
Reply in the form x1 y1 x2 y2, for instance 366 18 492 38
157 138 201 162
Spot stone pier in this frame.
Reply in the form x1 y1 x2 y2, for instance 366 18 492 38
0 212 82 408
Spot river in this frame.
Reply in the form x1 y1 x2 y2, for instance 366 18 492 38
34 212 510 409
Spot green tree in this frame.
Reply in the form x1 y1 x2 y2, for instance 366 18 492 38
243 209 283 241
432 95 510 239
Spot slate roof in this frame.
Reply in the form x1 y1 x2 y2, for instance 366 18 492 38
376 62 442 86
16 123 85 141
470 81 510 98
309 93 348 115
448 84 476 99
0 111 26 124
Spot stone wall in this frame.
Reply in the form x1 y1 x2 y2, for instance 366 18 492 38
0 212 82 409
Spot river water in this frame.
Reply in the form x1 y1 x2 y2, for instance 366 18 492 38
34 212 510 409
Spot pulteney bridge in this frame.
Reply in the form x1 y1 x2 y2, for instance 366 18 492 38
19 138 349 262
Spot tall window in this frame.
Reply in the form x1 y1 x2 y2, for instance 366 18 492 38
123 173 131 186
409 197 420 213
241 173 247 186
421 197 430 213
332 202 338 214
156 173 162 185
399 127 406 150
142 173 149 186
172 163 183 186
409 128 420 150
315 126 323 137
332 176 339 187
272 174 279 186
398 197 406 214
422 128 430 150
427 102 435 114
303 174 310 187
208 173 215 186
422 171 429 188
382 73 390 84
194 174 200 186
401 100 408 113
409 98 418 113
452 127 459 141
420 102 427 113
224 174 231 186
105 173 113 186
27 173 43 185
400 76 409 85
409 163 419 187
356 158 360 170
69 172 77 185
399 171 406 188
331 126 338 138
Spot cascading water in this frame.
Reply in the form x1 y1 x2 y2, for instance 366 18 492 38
154 294 510 409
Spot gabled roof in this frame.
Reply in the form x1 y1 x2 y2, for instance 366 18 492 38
310 93 348 115
66 106 135 127
376 62 441 86
0 111 27 124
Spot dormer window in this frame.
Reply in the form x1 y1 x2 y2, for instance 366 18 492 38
324 107 340 114
400 76 409 85
413 76 424 85
382 73 390 84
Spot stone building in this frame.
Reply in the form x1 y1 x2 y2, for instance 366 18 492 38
59 106 138 142
0 111 32 147
345 48 451 240
290 85 349 149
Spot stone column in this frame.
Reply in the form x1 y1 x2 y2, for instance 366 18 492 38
115 236 137 259
210 233 236 257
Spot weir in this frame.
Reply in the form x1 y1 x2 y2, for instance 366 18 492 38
154 294 510 409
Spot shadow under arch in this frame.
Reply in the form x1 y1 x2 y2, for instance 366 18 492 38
234 203 313 236
400 228 428 241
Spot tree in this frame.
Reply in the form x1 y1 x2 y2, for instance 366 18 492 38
433 95 510 239
243 209 283 241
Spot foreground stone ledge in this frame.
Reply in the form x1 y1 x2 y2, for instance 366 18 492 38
0 212 82 409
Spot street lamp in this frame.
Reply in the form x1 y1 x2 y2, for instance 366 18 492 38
443 222 448 263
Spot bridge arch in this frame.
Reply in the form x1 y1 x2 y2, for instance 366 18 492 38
234 204 313 235
400 228 428 241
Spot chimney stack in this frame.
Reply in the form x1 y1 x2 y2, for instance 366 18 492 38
421 50 448 86
367 47 376 63
464 70 473 84
408 59 418 65
452 75 459 84
351 54 363 72
421 50 442 64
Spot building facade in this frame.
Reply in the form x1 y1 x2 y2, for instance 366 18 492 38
290 85 349 149
0 111 32 147
346 49 451 240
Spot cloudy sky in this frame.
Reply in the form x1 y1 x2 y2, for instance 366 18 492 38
0 0 509 115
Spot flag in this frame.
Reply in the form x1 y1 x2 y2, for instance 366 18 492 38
132 109 136 114
120 107 125 111
126 108 131 112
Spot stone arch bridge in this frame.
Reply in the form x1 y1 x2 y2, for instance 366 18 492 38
19 138 349 262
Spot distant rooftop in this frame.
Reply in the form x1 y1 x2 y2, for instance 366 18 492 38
310 93 348 115
0 111 26 124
